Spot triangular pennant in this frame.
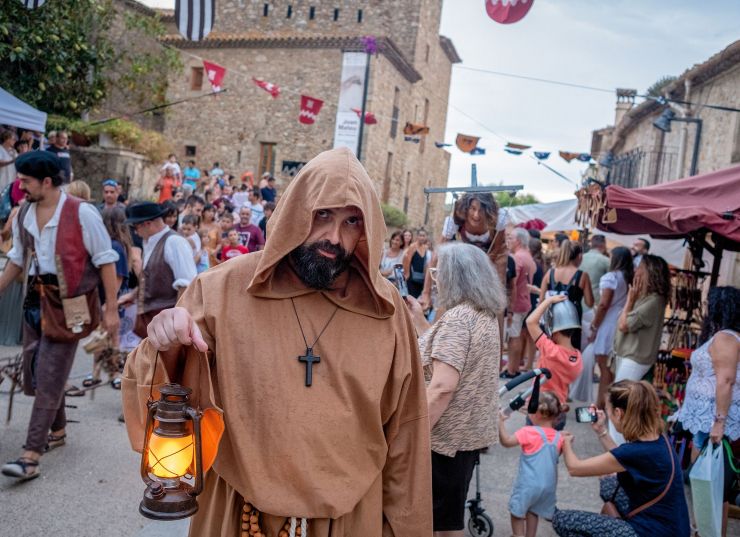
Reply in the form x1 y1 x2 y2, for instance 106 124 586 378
252 78 280 98
202 60 226 92
403 122 430 136
456 133 480 153
504 148 523 155
299 95 324 124
506 142 531 151
559 151 580 163
534 151 550 160
351 108 378 125
486 0 535 25
576 153 592 162
175 0 215 41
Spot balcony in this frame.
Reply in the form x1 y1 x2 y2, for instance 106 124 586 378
610 147 679 188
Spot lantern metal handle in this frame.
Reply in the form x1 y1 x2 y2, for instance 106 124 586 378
186 406 204 496
140 400 159 487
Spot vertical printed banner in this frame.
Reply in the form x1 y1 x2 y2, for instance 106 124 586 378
332 52 368 154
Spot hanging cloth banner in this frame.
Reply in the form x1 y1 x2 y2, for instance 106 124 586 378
202 60 226 92
576 153 592 162
504 148 523 155
435 142 452 148
299 95 324 124
403 122 430 136
252 78 280 98
506 142 531 151
351 108 378 125
471 147 486 155
534 151 550 160
20 0 45 8
485 0 535 24
333 52 368 153
456 133 480 153
559 151 581 163
175 0 215 41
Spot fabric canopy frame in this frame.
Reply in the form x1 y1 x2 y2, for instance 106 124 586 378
0 87 47 132
598 164 740 250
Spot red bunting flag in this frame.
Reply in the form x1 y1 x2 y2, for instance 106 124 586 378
559 151 580 163
485 0 534 24
253 77 280 98
299 95 324 124
202 60 226 92
351 108 378 125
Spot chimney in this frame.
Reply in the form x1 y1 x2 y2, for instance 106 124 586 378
614 88 637 126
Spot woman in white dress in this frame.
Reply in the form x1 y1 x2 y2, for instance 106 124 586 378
379 230 405 282
590 246 633 408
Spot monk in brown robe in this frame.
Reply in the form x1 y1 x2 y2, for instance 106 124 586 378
122 147 432 536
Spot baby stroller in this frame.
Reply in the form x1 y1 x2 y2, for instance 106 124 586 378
466 368 552 537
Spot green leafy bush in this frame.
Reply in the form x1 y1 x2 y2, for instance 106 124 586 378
381 203 408 228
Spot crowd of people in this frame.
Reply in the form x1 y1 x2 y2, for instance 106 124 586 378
0 139 737 537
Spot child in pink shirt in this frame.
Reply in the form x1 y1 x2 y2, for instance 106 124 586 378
499 391 564 537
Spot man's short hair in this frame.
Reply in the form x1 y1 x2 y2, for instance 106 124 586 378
554 232 569 246
638 238 651 251
188 160 195 165
591 234 606 248
513 227 530 247
221 211 235 221
527 229 541 239
264 202 276 212
185 194 205 207
250 189 262 200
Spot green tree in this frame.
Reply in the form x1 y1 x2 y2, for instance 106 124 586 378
495 191 540 207
0 0 115 117
646 75 677 98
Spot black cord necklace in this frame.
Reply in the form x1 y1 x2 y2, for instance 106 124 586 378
290 298 340 387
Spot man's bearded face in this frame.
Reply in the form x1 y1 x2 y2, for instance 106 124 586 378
290 240 352 290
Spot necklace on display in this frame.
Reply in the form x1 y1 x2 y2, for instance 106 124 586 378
290 298 340 387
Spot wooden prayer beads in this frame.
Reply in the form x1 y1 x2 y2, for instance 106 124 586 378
241 502 265 537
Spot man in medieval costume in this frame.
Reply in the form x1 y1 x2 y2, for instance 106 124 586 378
122 147 432 536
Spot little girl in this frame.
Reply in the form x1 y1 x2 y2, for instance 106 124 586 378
499 391 564 537
195 228 210 273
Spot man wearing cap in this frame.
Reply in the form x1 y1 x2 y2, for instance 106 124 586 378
0 151 121 481
124 201 196 338
97 179 126 212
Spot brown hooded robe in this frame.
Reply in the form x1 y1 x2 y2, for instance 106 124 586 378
122 147 432 537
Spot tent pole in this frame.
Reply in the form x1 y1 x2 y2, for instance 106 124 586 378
710 234 723 287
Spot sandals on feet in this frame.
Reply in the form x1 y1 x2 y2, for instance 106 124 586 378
45 433 66 452
110 378 121 390
64 385 85 397
82 375 102 388
1 458 40 481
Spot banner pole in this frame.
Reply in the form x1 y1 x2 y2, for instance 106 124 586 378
356 52 371 161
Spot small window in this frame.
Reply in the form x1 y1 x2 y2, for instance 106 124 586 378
286 5 292 18
190 67 203 91
309 6 315 19
237 150 241 164
357 9 363 23
263 3 269 16
333 8 339 21
425 44 430 62
185 145 197 157
259 142 276 177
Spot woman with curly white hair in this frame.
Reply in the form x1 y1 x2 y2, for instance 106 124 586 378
405 241 506 537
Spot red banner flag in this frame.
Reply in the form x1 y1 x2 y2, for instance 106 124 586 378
202 60 226 92
252 77 280 98
299 95 324 124
351 108 378 125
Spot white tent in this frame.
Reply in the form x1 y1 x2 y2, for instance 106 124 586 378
0 87 47 132
505 199 688 268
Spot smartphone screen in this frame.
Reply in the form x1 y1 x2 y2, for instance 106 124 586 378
575 407 596 423
393 264 409 298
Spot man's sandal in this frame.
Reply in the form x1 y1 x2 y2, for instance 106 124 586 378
1 458 40 481
45 433 66 452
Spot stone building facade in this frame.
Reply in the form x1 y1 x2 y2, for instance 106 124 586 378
156 0 460 230
590 39 740 285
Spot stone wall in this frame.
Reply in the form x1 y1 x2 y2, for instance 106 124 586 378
70 146 160 203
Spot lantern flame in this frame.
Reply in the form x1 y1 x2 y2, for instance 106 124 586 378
147 432 195 479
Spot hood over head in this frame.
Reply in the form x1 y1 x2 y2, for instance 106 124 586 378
248 147 394 318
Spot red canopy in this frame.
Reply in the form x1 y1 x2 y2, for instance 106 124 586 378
599 164 740 248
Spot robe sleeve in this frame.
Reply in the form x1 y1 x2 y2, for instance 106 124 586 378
121 274 224 472
381 298 433 537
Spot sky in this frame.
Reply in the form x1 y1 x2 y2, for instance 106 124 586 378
140 0 740 202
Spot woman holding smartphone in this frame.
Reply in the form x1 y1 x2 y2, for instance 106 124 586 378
552 380 690 537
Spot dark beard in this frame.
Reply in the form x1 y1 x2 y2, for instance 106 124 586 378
289 240 352 290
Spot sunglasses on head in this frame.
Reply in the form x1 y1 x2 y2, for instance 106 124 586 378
102 180 118 187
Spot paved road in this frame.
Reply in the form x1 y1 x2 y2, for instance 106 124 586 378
1 344 733 537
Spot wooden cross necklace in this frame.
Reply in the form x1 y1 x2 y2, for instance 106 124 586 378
290 298 340 387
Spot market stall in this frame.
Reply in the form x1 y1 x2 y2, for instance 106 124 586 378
0 87 47 132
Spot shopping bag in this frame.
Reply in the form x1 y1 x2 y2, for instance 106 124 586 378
689 443 724 537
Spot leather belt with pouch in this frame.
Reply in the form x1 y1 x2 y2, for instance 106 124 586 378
38 282 100 343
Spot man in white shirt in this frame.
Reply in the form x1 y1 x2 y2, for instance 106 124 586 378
124 202 196 338
248 188 265 226
631 237 650 268
0 151 120 481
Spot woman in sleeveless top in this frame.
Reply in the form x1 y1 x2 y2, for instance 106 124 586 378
539 240 594 349
402 229 431 299
379 231 405 281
